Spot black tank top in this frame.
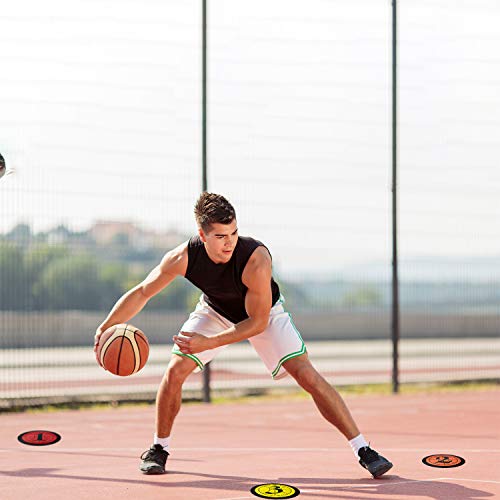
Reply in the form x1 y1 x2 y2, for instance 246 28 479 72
184 235 280 324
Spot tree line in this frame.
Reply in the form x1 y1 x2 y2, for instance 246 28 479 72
0 242 198 312
0 225 385 312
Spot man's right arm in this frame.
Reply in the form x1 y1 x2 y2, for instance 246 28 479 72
94 241 188 363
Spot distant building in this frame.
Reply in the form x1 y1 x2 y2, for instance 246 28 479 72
89 221 186 250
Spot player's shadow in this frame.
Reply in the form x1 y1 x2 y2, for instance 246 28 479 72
0 469 494 499
0 468 267 489
278 475 495 499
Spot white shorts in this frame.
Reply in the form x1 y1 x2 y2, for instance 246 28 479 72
172 295 306 380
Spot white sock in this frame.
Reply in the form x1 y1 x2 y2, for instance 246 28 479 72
153 434 170 452
349 434 369 458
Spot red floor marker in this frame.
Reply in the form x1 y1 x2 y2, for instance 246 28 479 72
17 430 61 446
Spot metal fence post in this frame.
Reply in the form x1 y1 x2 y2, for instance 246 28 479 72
391 0 400 394
201 0 211 403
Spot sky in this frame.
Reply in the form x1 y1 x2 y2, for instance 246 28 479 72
1 0 500 279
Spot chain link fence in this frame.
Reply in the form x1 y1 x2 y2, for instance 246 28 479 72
1 0 499 409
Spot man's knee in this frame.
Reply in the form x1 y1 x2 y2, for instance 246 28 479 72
164 355 196 387
284 357 321 392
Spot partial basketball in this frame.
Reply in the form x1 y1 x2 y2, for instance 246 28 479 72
0 153 6 179
96 324 149 376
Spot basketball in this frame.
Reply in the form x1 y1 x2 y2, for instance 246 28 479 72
96 324 149 376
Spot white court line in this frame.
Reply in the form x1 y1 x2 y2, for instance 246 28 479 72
304 479 443 490
440 477 500 485
306 477 500 489
4 447 500 453
173 448 500 453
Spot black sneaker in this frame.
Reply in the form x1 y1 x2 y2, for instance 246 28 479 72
358 446 393 478
139 444 169 474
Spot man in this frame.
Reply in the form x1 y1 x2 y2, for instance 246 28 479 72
94 192 393 478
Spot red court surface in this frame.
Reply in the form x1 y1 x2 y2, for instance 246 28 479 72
1 389 499 500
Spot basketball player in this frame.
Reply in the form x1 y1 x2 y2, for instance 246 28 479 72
94 192 393 478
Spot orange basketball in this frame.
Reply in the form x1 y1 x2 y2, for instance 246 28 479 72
96 324 149 376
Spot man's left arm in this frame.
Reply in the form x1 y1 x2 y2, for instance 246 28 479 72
173 247 272 354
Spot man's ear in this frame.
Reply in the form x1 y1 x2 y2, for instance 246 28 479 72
198 227 207 242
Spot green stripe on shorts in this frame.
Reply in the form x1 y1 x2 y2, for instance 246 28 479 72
172 347 204 370
271 343 306 378
271 313 307 378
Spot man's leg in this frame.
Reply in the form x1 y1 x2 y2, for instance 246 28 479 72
282 353 359 439
140 354 197 474
282 353 393 478
156 354 197 438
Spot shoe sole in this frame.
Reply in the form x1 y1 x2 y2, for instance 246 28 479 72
140 466 166 475
371 461 393 478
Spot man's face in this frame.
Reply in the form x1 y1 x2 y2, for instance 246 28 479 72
199 220 238 264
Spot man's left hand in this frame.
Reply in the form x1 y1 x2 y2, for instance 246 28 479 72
173 331 215 354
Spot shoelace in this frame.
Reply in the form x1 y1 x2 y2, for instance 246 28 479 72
140 446 167 461
361 447 379 462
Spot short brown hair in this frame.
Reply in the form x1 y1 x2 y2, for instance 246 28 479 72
194 192 236 232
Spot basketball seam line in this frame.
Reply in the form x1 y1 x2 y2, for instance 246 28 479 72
123 323 141 374
116 323 129 375
134 332 148 373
